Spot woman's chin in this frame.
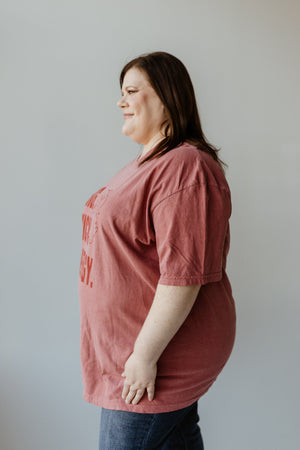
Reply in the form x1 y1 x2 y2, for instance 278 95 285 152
122 128 140 144
122 125 132 137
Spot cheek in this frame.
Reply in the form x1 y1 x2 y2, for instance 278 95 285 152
133 93 148 113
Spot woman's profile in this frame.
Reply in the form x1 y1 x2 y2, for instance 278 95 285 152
78 51 236 449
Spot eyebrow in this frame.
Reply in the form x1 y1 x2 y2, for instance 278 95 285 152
121 85 138 95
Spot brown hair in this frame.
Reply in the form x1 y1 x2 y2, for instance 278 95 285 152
119 51 226 170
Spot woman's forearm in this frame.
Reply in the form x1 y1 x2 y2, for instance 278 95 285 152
133 283 201 364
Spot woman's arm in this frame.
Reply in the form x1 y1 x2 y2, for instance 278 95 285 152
121 283 201 405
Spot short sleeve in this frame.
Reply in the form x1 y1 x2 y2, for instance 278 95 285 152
152 183 231 286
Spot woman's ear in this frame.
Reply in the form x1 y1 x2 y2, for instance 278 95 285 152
161 119 170 138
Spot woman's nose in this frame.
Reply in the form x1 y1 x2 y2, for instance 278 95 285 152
117 95 128 108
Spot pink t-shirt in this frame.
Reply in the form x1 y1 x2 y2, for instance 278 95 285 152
78 143 236 413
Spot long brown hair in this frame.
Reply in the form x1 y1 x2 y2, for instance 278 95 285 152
119 51 226 170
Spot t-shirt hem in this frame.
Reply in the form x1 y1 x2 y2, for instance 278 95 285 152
158 271 222 286
83 391 204 413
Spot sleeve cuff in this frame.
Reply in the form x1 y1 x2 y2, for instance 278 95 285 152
158 271 222 286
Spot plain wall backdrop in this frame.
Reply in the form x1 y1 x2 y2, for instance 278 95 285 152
1 0 299 449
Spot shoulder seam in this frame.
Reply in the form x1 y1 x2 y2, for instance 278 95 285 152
151 182 230 213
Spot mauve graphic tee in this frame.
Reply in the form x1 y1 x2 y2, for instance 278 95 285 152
78 143 236 413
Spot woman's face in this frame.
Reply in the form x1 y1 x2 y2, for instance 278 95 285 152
117 67 167 154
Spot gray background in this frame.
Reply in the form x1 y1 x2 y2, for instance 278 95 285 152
1 0 299 449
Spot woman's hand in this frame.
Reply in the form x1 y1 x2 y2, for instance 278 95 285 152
121 353 157 405
121 284 200 405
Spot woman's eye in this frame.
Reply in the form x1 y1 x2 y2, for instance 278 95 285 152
127 90 136 94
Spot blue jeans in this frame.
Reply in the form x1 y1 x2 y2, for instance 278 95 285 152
99 401 204 449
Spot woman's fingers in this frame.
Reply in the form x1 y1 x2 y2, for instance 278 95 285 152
122 383 146 404
121 382 130 400
147 384 155 401
121 354 157 404
125 389 136 404
122 383 153 404
131 388 145 405
122 381 139 404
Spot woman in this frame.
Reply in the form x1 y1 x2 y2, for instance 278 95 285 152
79 51 236 449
